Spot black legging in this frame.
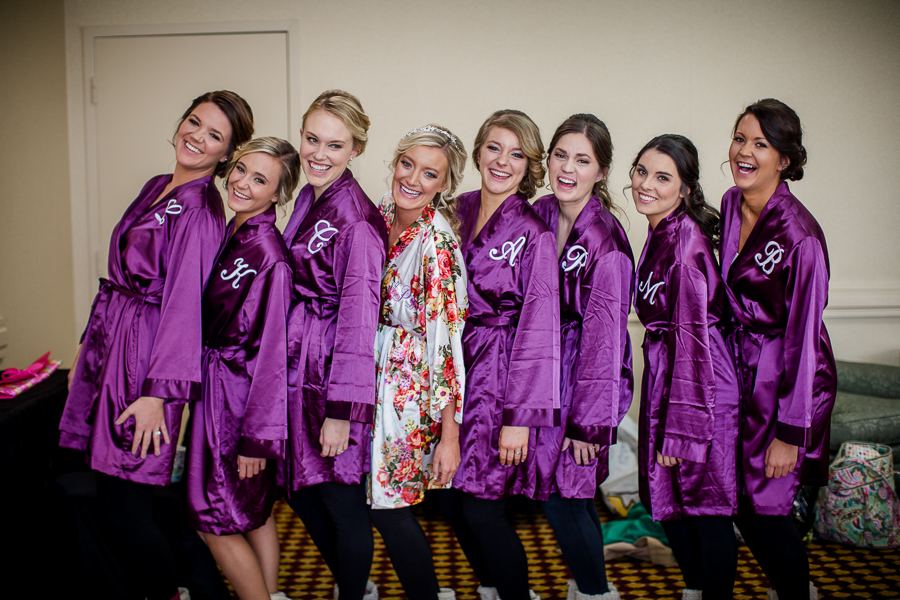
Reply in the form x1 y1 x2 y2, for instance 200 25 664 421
369 506 440 600
95 473 178 600
734 504 810 600
286 482 373 600
541 494 609 595
659 515 737 599
437 489 530 600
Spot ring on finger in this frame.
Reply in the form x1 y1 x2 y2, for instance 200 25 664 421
153 431 162 437
515 450 522 455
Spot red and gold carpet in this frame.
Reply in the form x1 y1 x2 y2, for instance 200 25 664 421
268 500 899 599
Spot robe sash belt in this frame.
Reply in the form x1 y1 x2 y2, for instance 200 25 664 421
82 278 163 393
467 314 518 328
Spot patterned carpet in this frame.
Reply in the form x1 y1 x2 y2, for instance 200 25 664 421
269 499 900 600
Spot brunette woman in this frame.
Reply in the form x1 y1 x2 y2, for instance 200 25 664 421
369 124 469 600
532 114 633 600
631 134 740 600
281 90 388 600
722 99 834 600
439 109 560 600
187 137 301 600
61 90 254 600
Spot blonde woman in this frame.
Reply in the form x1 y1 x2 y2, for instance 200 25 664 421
282 90 388 600
187 137 301 600
369 125 468 600
439 110 560 600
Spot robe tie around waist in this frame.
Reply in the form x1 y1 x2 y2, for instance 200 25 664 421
82 278 163 391
288 297 338 398
467 314 518 329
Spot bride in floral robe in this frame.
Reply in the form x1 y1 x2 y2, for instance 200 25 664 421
368 125 468 600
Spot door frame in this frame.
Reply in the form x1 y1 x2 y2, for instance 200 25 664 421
71 21 300 331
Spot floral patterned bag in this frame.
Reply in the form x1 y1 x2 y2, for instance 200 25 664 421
813 441 900 548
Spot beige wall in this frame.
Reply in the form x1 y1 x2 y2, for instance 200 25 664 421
0 0 75 369
2 0 898 369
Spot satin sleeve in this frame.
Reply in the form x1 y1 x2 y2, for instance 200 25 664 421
425 231 469 424
325 221 386 422
142 207 223 401
659 263 716 463
566 251 633 445
236 262 292 460
774 237 829 447
502 230 561 427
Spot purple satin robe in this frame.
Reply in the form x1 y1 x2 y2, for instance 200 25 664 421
531 195 634 499
720 182 836 515
187 206 291 535
60 175 225 485
452 191 561 501
633 207 740 520
281 169 388 491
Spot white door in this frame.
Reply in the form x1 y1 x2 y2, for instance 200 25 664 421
87 26 297 282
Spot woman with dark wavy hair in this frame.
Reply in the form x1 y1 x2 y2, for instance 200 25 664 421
631 134 740 600
722 99 835 600
61 90 254 600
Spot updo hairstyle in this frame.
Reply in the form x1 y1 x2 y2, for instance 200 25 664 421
472 109 545 199
733 98 807 181
547 113 615 211
302 89 371 156
224 137 302 207
392 124 468 205
175 90 255 178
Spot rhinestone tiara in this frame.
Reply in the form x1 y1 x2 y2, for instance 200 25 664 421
404 125 459 149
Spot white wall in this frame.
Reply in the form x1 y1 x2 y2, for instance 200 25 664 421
0 0 74 369
2 0 891 369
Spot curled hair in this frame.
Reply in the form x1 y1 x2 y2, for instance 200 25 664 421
302 89 371 156
391 124 468 236
224 137 302 207
630 134 720 245
733 98 807 181
174 90 254 178
547 113 615 211
472 109 545 199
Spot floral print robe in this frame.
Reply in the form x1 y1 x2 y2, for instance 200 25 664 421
369 194 468 510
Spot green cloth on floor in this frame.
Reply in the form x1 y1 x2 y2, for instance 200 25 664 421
601 503 668 545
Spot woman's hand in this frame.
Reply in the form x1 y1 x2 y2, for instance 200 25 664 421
656 451 684 468
319 418 350 458
563 438 600 466
765 438 799 479
68 344 83 390
115 396 168 459
238 455 266 479
499 426 529 466
433 437 460 486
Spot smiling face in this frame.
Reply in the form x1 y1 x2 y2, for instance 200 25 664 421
392 145 449 216
548 132 604 207
299 109 358 198
174 102 233 177
729 114 787 201
631 149 685 229
478 126 528 201
227 152 281 227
